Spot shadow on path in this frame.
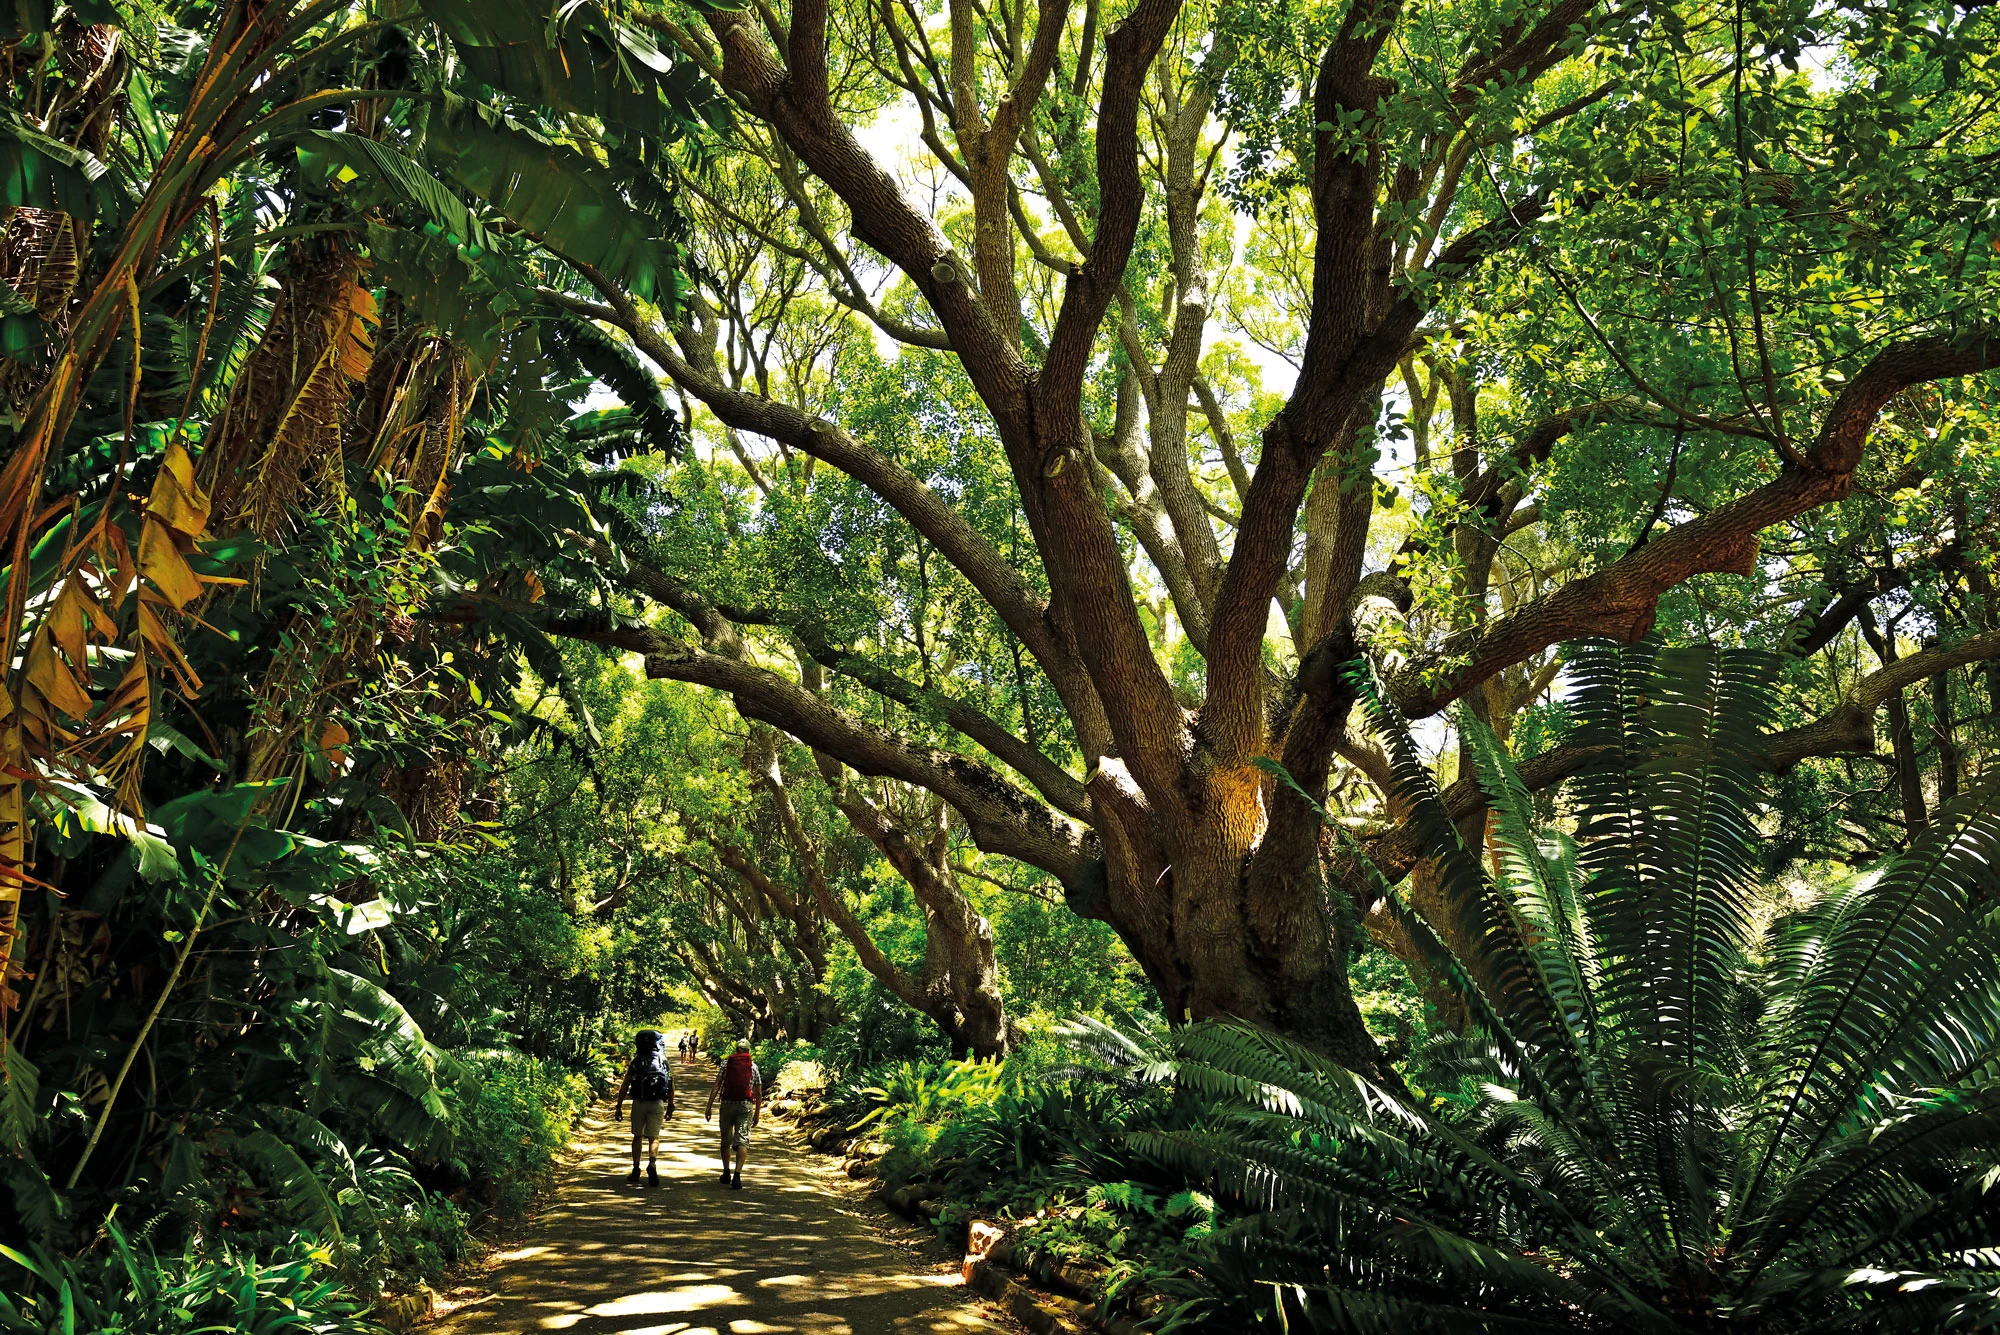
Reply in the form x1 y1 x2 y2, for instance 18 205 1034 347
433 1059 1005 1335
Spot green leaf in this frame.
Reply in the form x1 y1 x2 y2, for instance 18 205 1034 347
224 1128 343 1239
423 100 678 302
297 131 498 260
0 1044 39 1159
419 0 731 139
0 109 114 217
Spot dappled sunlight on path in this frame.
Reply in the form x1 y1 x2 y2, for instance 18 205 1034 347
433 1061 1005 1335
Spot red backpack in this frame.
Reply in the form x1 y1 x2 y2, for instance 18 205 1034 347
719 1052 758 1101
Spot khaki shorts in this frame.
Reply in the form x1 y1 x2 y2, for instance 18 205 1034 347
630 1100 667 1139
719 1100 755 1151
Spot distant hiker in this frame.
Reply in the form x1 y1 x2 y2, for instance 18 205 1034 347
678 1034 690 1061
613 1029 675 1187
704 1038 762 1189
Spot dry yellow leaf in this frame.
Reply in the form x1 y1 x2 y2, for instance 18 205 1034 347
146 441 212 538
337 282 378 381
47 578 117 671
24 631 93 719
136 597 204 694
98 657 151 736
136 516 204 610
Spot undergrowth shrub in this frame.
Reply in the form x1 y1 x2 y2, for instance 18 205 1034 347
449 1051 591 1219
824 1044 1190 1302
750 1038 828 1096
312 1149 473 1300
0 1223 378 1335
339 1188 471 1299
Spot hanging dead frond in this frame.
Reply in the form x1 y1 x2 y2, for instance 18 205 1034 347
402 346 469 551
203 250 373 520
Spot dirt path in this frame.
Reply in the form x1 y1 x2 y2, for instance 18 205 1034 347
432 1059 1008 1335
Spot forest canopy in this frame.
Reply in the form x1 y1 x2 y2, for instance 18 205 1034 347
1 0 1999 1328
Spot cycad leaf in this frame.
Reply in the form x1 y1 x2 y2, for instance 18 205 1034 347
1460 710 1599 1045
1744 1084 2000 1272
1742 776 2000 1216
1625 645 1775 1071
1353 664 1602 1138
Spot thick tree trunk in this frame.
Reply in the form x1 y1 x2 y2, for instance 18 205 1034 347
551 0 2000 1091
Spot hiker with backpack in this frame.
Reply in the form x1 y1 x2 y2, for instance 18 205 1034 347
612 1029 676 1187
704 1038 762 1189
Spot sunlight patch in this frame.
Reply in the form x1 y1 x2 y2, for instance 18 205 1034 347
584 1285 740 1317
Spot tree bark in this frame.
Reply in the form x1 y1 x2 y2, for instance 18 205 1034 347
532 0 2000 1083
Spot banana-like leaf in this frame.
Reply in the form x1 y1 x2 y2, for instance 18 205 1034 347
361 222 520 366
424 100 679 303
419 0 732 139
547 314 683 459
298 130 498 259
0 109 115 218
223 1127 343 1239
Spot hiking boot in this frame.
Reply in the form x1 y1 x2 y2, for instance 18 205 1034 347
719 1168 733 1185
647 1163 659 1187
626 1168 640 1185
730 1173 744 1190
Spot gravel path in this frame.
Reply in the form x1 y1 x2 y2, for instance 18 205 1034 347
431 1059 1008 1335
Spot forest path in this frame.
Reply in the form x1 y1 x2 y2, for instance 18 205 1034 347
430 1057 1008 1335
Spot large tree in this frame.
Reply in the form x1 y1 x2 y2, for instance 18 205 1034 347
541 0 2000 1070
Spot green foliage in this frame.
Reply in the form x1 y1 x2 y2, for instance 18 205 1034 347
447 1052 592 1221
1121 642 2000 1331
0 1224 380 1335
846 1056 1006 1133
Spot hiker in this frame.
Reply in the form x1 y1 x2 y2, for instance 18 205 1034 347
612 1029 675 1187
678 1033 690 1061
704 1038 762 1189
